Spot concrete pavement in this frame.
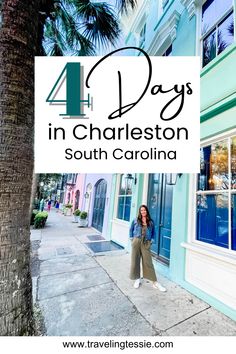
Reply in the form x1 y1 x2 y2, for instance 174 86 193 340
30 210 236 336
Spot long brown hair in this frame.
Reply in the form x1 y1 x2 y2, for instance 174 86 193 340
137 205 152 226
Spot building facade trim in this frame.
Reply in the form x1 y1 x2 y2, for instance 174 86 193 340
184 247 236 310
126 0 150 36
182 242 236 266
181 0 201 20
201 94 236 122
201 44 236 78
148 10 181 55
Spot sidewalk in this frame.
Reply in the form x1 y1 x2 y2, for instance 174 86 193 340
30 210 236 336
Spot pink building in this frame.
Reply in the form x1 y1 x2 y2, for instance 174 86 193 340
63 173 113 238
64 174 85 212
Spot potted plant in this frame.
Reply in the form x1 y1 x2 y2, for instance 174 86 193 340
64 203 73 216
73 209 81 222
31 209 39 225
78 211 88 227
34 211 48 229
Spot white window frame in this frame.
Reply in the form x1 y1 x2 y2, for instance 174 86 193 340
198 0 235 68
188 128 236 256
115 174 133 222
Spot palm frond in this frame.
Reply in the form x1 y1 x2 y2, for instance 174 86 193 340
228 21 234 36
72 1 120 48
42 0 128 55
116 0 137 14
44 19 67 56
70 31 96 56
45 3 96 56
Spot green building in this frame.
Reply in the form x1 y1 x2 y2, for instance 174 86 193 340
106 0 236 321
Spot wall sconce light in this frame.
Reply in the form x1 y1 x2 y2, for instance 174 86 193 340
125 173 137 185
166 173 183 185
84 192 89 199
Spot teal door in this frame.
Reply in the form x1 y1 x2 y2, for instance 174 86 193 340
92 179 107 232
147 174 173 262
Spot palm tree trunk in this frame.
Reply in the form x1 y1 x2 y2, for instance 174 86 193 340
0 0 41 335
30 173 39 214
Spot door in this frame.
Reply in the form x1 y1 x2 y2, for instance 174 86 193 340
147 174 173 262
92 179 107 232
74 190 80 210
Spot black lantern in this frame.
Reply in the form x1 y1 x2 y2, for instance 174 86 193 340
125 173 137 185
124 173 137 195
165 173 182 185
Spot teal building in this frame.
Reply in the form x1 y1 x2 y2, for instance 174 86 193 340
106 0 236 321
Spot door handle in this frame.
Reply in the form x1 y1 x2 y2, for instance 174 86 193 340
159 223 163 227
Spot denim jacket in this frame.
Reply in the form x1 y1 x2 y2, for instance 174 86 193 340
129 218 156 241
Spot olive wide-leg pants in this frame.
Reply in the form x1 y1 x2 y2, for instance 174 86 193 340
129 237 157 282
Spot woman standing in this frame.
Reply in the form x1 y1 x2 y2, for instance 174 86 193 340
55 200 60 212
47 199 52 212
129 205 166 291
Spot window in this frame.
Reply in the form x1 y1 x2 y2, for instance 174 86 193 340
201 0 234 67
196 135 236 251
72 174 77 184
117 174 134 221
162 45 172 56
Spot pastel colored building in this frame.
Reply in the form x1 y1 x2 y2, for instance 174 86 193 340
106 0 236 321
63 173 113 238
64 174 85 211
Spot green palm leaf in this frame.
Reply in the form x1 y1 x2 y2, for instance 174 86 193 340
44 20 67 56
116 0 137 13
67 1 120 49
42 0 137 56
54 5 95 55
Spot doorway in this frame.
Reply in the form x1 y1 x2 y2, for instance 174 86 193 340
92 179 107 233
147 174 173 263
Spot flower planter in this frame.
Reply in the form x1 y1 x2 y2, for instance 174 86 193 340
78 218 88 227
64 208 72 216
73 209 81 222
73 215 79 223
